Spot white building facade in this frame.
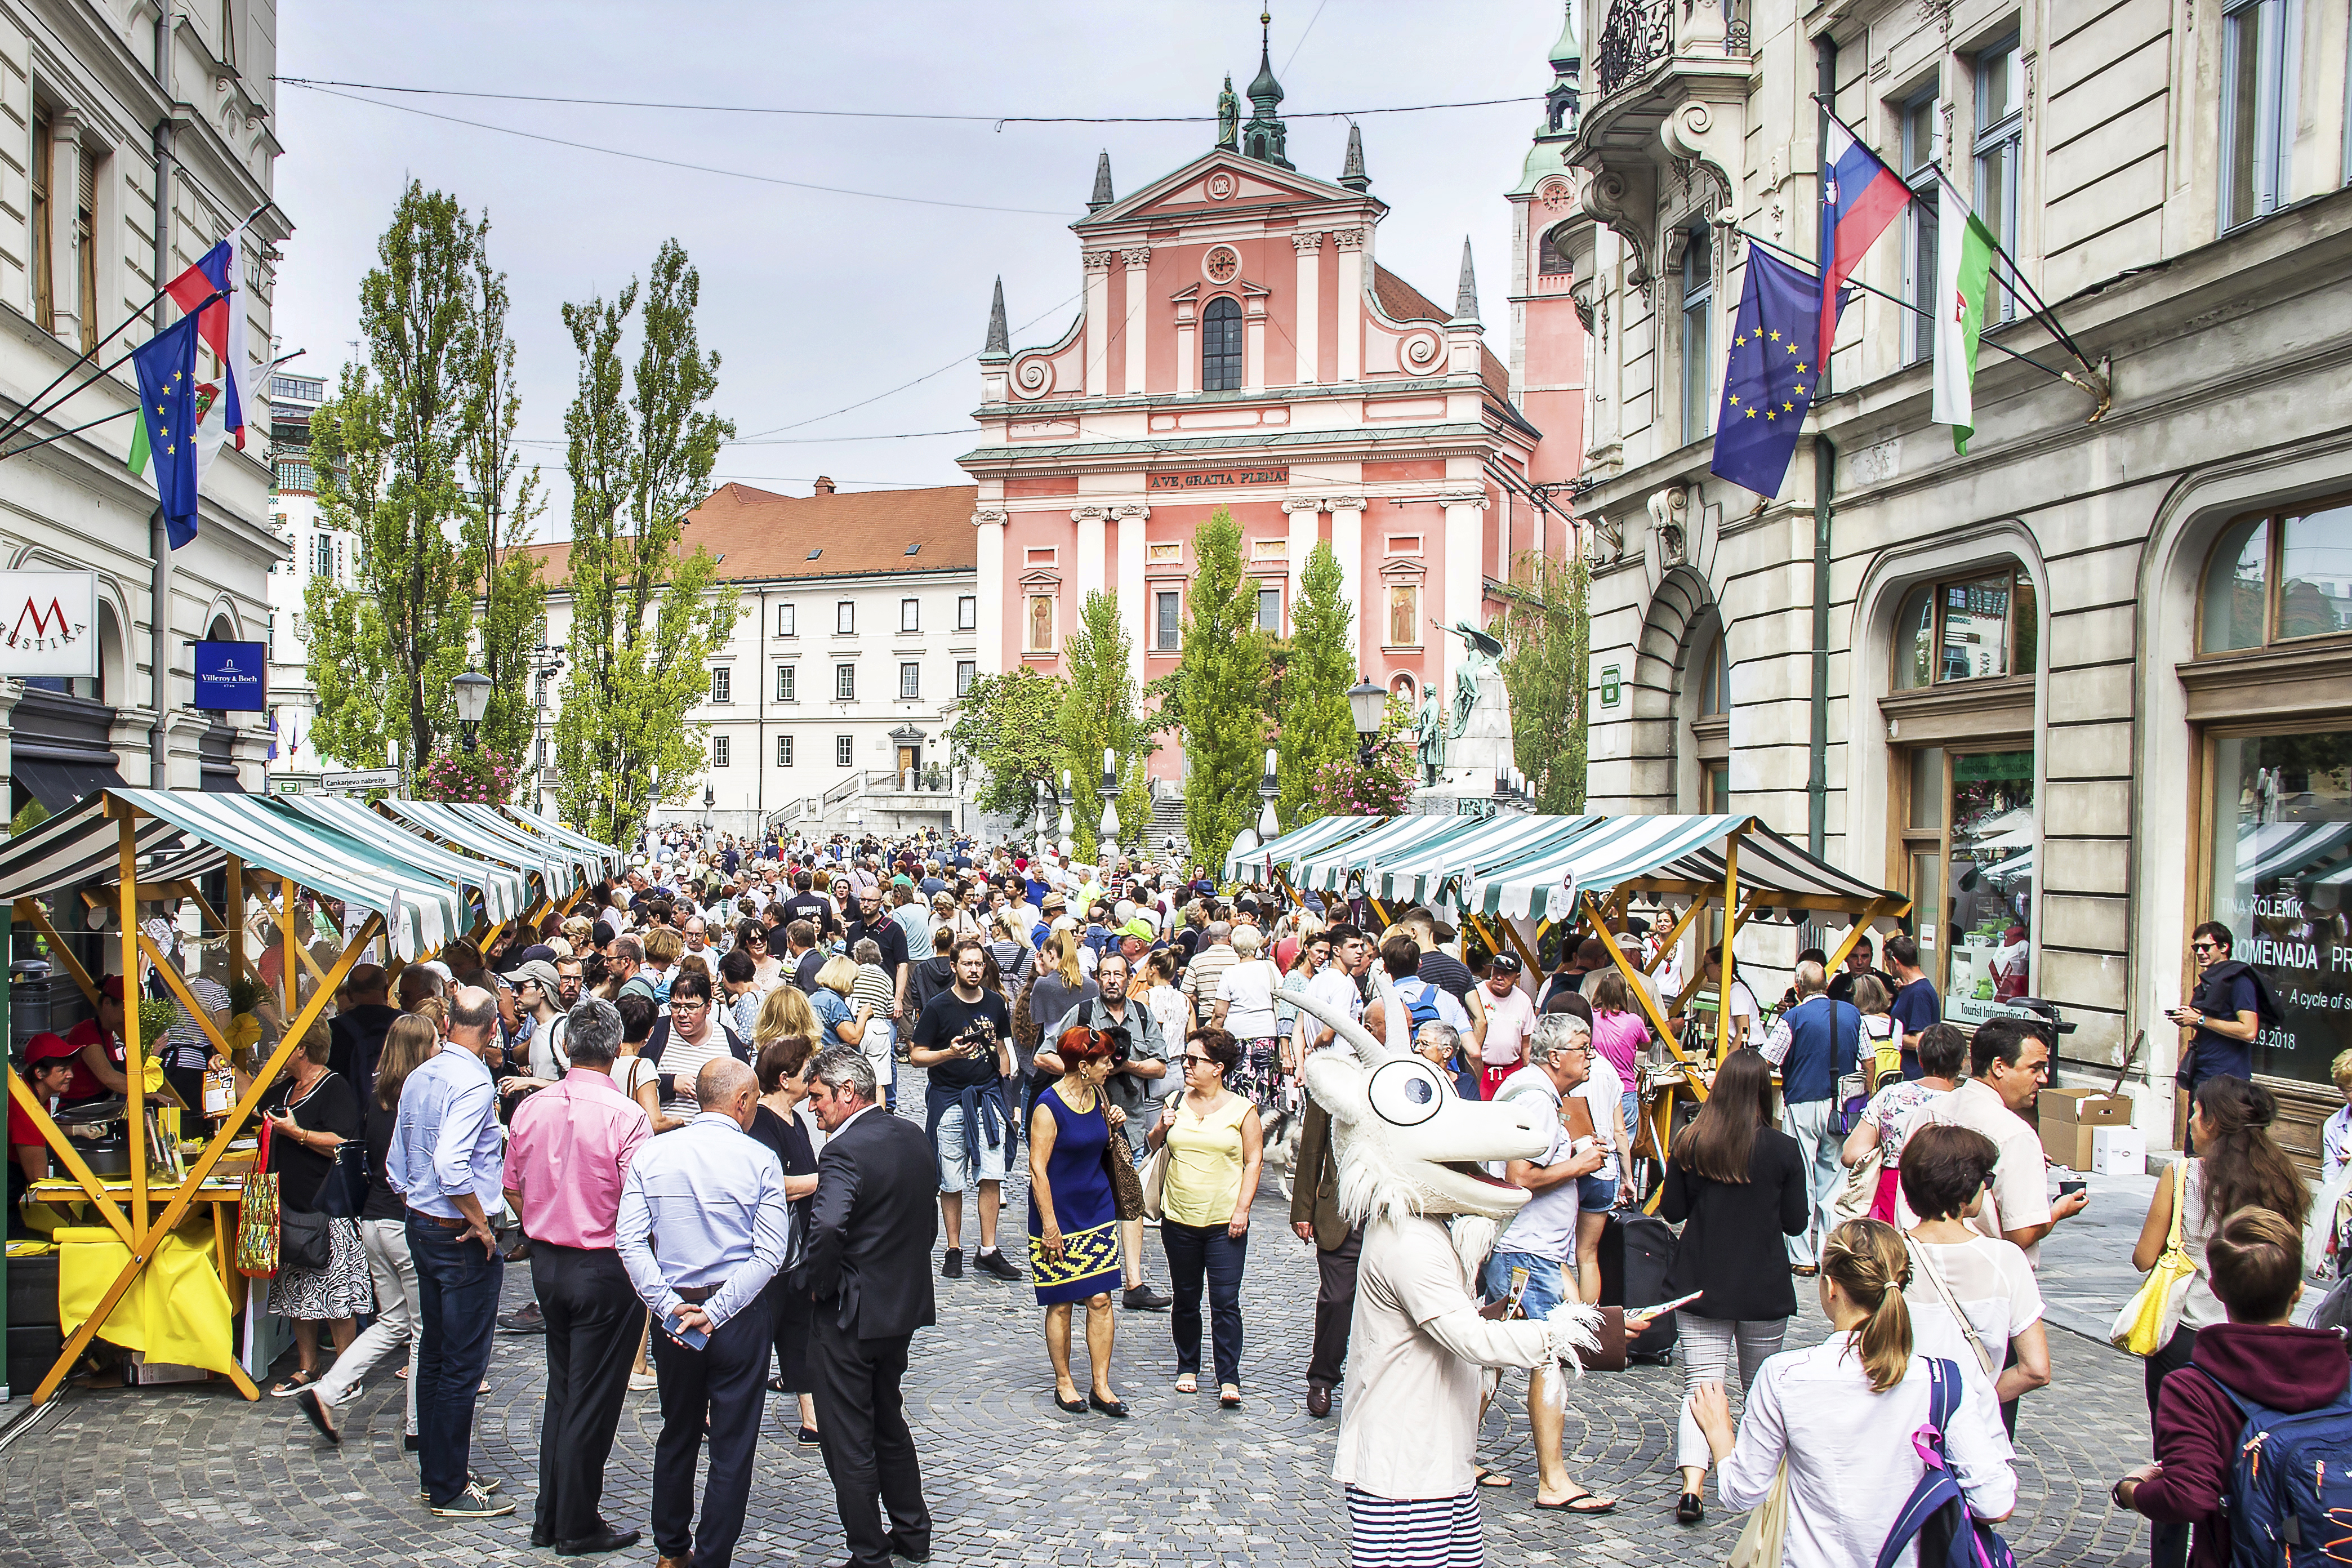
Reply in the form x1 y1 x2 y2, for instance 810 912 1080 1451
1547 0 2352 1157
0 0 288 810
531 480 980 841
261 363 351 787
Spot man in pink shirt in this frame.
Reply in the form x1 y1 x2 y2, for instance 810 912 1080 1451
1476 952 1539 1099
502 997 651 1557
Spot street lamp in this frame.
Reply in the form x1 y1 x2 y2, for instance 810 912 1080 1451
702 781 715 836
1032 778 1049 861
1257 745 1280 840
1347 676 1386 765
452 670 493 754
1098 747 1120 847
1057 768 1073 859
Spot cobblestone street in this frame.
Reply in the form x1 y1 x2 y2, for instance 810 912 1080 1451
0 1093 2162 1567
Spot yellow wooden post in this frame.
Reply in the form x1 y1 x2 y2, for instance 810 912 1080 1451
3 1073 133 1242
1716 828 1741 1066
115 812 144 1241
279 875 297 1016
19 899 102 1012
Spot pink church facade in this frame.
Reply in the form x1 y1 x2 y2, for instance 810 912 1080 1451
960 40 1584 784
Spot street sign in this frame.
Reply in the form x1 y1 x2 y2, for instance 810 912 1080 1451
0 571 97 678
320 768 399 795
1599 665 1622 709
272 778 307 796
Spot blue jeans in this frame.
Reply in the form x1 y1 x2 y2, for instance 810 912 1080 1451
1161 1220 1248 1387
1481 1249 1569 1319
407 1214 504 1503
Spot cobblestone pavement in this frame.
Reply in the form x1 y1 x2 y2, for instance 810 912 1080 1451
0 1084 2163 1567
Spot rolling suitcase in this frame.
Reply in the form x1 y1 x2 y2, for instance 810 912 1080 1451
1596 1212 1680 1364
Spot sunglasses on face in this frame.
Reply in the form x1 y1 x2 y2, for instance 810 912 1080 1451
2191 942 2221 954
1181 1054 1219 1068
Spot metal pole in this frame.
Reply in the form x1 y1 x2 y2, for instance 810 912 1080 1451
148 3 176 791
1808 37 1836 861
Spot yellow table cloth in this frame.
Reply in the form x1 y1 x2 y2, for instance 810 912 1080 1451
55 1223 239 1379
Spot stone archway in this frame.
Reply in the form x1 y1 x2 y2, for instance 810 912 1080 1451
1618 565 1720 812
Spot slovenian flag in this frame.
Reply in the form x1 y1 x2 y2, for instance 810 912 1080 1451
1931 170 1999 454
1818 115 1912 368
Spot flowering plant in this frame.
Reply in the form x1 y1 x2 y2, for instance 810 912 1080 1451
420 749 519 804
1305 740 1417 818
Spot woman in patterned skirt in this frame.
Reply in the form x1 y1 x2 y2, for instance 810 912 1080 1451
1027 1024 1129 1418
258 1018 370 1396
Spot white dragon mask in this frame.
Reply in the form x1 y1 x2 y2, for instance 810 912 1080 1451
1290 986 1553 1225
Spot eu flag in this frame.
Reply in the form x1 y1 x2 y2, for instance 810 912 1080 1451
1708 249 1827 500
132 314 201 548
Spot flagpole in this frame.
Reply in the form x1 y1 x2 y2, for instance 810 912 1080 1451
0 288 224 450
1734 229 2078 386
0 406 136 461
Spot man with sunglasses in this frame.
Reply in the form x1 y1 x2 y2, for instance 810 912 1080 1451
2168 921 2266 1104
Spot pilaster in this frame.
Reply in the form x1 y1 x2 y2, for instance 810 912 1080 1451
1281 497 1322 616
1120 247 1151 395
1073 504 1107 604
1082 250 1115 398
1114 504 1150 692
1291 231 1323 385
1333 229 1366 384
1328 496 1367 671
973 509 1007 674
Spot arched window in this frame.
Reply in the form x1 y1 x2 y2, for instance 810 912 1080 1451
1697 628 1729 717
2198 496 2352 652
1201 296 1242 391
1892 563 2039 688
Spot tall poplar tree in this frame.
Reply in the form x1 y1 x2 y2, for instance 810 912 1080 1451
1495 550 1591 813
1171 509 1268 873
1275 540 1356 830
460 220 545 765
552 239 738 849
1059 590 1153 860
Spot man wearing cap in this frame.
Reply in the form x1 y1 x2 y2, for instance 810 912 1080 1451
1031 893 1066 950
500 959 569 1094
10 1033 82 1234
1476 952 1538 1100
59 975 128 1105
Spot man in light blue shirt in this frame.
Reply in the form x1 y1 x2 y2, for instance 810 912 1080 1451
617 1057 793 1568
385 985 511 1519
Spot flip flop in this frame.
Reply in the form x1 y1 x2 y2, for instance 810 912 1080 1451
1535 1490 1617 1514
1473 1468 1514 1489
1175 1374 1198 1394
269 1369 318 1398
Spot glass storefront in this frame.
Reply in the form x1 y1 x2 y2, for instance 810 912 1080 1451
1896 744 2037 1026
2206 728 2352 1086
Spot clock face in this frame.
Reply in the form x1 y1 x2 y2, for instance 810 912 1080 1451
1205 246 1240 283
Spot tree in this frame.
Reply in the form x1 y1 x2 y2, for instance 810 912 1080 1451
460 219 546 767
945 667 1067 819
1495 549 1591 814
304 184 482 776
1059 591 1155 861
1172 508 1269 874
552 239 738 850
1275 540 1357 830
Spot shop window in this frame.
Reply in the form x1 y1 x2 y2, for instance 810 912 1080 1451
1892 564 2039 689
1896 745 2037 1025
2206 728 2352 1084
2199 500 2352 652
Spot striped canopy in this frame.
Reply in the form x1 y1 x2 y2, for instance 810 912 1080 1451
1469 814 1904 923
381 800 578 891
1378 814 1605 909
280 796 532 926
498 804 625 881
1222 814 1382 885
1291 814 1495 895
0 796 224 901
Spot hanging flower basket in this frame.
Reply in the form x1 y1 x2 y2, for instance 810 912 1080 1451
420 750 519 804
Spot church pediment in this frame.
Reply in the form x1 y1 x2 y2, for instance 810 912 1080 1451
1077 149 1377 230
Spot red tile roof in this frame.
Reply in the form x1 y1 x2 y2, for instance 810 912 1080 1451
1371 265 1522 423
520 481 979 587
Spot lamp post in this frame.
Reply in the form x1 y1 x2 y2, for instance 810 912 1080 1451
1057 768 1073 859
702 781 715 836
1257 745 1280 841
1347 676 1386 766
1098 747 1120 848
529 642 564 813
452 670 492 755
1033 778 1049 861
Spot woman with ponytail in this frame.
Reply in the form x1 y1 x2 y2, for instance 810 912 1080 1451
1691 1218 2016 1566
2126 1074 2309 1568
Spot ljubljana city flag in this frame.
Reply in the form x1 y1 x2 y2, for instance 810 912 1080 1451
1932 172 1999 454
1708 248 1825 500
1819 117 1910 367
131 315 202 548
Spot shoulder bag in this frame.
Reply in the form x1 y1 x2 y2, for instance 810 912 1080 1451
2110 1158 2197 1356
1138 1099 1174 1223
1832 1137 1882 1226
1907 1237 1998 1382
1726 1460 1790 1568
234 1116 281 1277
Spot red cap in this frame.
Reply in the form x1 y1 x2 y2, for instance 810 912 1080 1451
98 974 124 1003
22 1032 78 1066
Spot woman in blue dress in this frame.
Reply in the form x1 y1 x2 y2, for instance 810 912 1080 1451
1028 1024 1129 1416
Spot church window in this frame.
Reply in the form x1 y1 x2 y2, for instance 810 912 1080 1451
1540 224 1575 275
1202 296 1243 391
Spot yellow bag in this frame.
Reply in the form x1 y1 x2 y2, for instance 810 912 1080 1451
2110 1159 2196 1356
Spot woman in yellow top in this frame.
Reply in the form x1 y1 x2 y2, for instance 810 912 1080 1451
1146 1027 1264 1408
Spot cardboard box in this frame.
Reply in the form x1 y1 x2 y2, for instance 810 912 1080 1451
2038 1086 2132 1171
2092 1125 2148 1177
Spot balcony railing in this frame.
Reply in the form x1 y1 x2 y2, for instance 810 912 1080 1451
1593 0 1748 100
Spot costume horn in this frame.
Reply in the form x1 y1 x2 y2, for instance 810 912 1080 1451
1286 982 1399 1062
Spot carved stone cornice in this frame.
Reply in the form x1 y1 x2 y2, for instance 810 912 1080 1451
1437 490 1492 510
1280 497 1325 513
1291 231 1326 255
1324 495 1369 512
1071 505 1108 523
1083 250 1116 272
1120 247 1152 268
972 508 1009 528
1112 503 1151 520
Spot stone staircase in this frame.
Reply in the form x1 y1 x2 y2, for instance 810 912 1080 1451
1146 783 1188 867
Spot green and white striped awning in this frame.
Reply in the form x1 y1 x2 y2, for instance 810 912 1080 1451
1469 814 1904 924
280 796 533 926
495 804 624 881
1222 814 1382 885
0 795 224 901
380 800 576 892
1291 814 1493 896
1376 813 1605 910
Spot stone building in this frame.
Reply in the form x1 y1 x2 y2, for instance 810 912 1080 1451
962 26 1580 786
1542 0 2352 1153
0 0 288 807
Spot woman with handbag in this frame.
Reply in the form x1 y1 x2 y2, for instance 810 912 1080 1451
2125 1075 2308 1568
1839 1021 1965 1224
1899 1122 2050 1427
260 1017 368 1397
1146 1027 1263 1409
1027 1024 1130 1416
747 1036 825 1442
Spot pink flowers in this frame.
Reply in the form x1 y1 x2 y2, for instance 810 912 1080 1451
421 750 519 803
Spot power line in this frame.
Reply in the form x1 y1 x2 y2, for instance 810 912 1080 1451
514 429 972 449
295 83 1076 216
275 74 1542 126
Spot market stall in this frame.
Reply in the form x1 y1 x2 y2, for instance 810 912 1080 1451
0 789 614 1402
1220 813 1382 889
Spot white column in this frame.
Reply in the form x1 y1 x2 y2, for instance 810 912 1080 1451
1174 299 1196 396
1083 250 1114 398
1121 247 1150 396
1244 295 1267 393
1329 497 1367 674
1496 488 1512 583
47 109 83 346
1282 497 1321 614
1334 229 1366 384
1115 504 1149 691
974 509 1008 674
1073 505 1107 604
1440 488 1490 707
1291 231 1322 385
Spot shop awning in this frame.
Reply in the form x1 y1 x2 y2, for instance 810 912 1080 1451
1291 814 1495 894
1377 813 1605 908
498 804 625 880
379 800 571 889
280 796 531 926
1221 814 1382 885
12 753 130 815
1468 814 1906 924
0 796 220 901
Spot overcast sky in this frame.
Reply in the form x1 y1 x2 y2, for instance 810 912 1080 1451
271 1 1569 536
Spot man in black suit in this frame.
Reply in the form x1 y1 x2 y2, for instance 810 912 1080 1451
805 1046 938 1568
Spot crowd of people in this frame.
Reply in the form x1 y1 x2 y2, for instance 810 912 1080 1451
21 814 2341 1568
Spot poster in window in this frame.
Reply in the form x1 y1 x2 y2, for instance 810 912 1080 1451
2210 730 2352 1085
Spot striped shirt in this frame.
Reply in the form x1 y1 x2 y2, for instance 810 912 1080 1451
852 964 896 1018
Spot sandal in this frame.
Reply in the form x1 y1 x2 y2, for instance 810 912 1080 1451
1534 1488 1618 1515
1219 1384 1242 1409
269 1368 319 1398
1175 1374 1197 1395
1473 1468 1514 1489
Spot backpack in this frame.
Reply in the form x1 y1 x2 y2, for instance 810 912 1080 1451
1873 1358 2018 1568
2186 1363 2352 1566
1393 978 1445 1035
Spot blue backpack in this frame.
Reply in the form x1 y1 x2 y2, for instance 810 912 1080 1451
1393 979 1445 1035
1874 1358 2019 1568
2186 1364 2352 1566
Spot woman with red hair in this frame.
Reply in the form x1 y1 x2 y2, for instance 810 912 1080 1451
1028 1024 1130 1416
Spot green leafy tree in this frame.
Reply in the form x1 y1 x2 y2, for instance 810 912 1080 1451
460 220 546 768
1275 540 1357 830
1171 508 1269 873
1059 591 1155 860
1495 549 1591 814
553 240 738 849
304 184 482 776
945 667 1068 818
